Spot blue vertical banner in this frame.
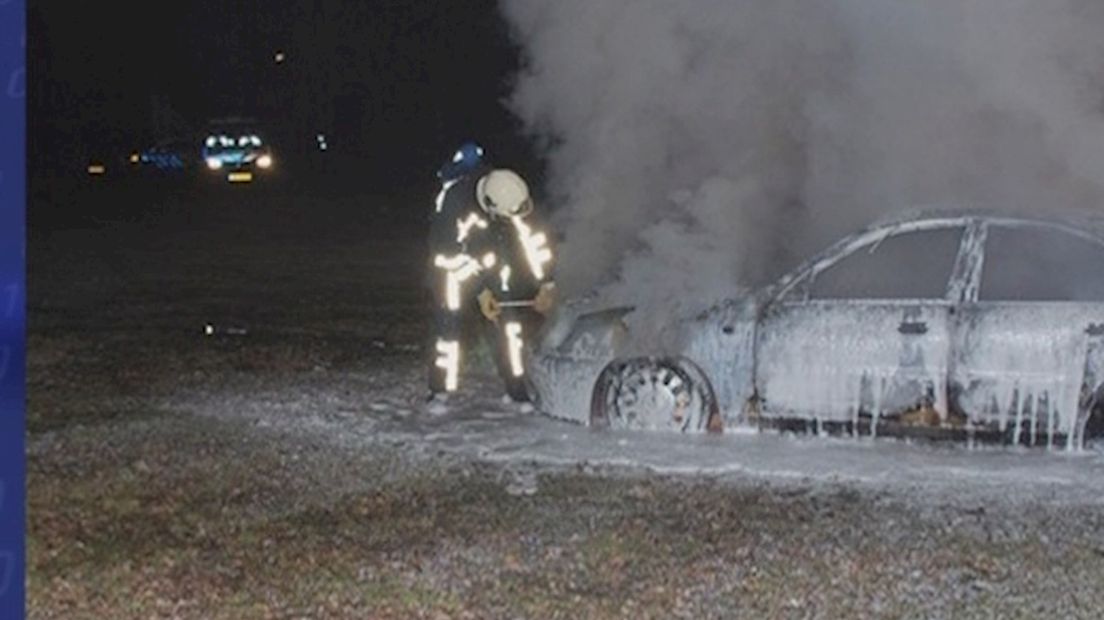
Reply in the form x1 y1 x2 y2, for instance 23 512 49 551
0 0 24 617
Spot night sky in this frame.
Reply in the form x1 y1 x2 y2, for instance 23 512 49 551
28 0 536 188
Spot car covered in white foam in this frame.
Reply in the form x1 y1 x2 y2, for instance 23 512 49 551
528 207 1104 450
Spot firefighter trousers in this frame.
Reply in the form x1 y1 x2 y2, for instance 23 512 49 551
424 288 535 401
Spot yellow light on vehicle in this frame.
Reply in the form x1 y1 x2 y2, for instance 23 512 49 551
256 154 272 169
87 164 105 175
228 172 253 183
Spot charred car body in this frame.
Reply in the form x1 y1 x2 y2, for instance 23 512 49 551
530 208 1104 450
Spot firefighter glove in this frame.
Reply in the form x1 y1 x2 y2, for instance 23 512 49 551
478 288 501 322
534 282 557 315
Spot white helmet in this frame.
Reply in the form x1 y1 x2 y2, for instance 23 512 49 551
476 169 533 217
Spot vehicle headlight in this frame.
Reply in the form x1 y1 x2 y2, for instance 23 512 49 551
256 154 272 169
206 157 223 170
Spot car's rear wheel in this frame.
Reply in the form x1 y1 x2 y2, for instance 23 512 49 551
590 356 722 433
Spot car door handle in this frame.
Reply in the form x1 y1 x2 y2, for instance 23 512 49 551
899 321 928 335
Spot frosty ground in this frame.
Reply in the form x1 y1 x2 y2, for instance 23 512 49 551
27 180 1104 618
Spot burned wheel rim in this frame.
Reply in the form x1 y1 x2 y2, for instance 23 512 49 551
591 357 721 432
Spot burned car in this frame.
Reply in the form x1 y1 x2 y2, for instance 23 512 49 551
529 208 1104 450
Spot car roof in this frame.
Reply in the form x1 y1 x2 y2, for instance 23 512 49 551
866 204 1104 243
764 205 1104 305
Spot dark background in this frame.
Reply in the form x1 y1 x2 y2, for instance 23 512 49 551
27 0 543 202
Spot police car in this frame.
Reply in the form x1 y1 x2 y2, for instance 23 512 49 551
201 118 275 183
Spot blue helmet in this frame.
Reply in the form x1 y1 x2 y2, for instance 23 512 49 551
436 141 485 181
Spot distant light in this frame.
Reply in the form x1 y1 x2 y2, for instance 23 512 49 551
274 51 285 63
316 133 326 142
319 142 328 151
87 164 105 175
129 153 139 164
205 136 217 147
256 154 272 169
206 157 223 170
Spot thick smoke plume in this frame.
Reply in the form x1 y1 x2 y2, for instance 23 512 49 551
500 0 1104 335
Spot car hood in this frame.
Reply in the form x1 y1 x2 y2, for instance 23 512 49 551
538 301 634 359
537 290 763 362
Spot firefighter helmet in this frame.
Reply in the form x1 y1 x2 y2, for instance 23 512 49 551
476 169 533 217
436 141 485 181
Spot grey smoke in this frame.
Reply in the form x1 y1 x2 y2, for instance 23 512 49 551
500 0 1104 331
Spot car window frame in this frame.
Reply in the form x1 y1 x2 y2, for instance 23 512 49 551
975 220 1104 304
768 219 972 306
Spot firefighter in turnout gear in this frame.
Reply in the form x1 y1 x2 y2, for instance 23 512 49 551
426 146 555 408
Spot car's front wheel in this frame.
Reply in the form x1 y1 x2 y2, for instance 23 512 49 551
590 356 722 433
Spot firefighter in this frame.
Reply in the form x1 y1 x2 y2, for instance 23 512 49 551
425 142 490 407
472 170 557 403
425 150 555 408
